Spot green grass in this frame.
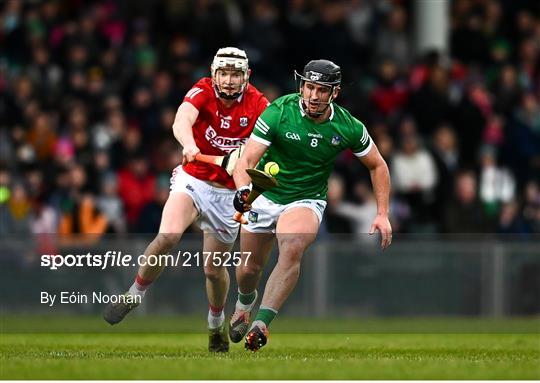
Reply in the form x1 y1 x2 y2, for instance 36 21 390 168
1 316 539 379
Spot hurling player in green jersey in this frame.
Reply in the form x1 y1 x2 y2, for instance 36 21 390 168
229 59 392 351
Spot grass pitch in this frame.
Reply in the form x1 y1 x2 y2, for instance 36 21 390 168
1 316 539 379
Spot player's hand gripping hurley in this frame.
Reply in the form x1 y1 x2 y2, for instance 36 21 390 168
233 169 278 224
193 146 245 176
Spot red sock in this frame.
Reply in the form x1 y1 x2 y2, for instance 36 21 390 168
135 275 153 291
209 304 224 317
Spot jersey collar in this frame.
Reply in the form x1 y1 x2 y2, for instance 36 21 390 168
298 97 334 121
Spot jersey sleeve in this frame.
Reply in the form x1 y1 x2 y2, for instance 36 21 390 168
250 102 280 147
182 83 210 110
350 118 373 157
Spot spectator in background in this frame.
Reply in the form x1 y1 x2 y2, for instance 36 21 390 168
376 6 412 69
517 37 539 92
409 65 453 137
117 153 155 231
453 82 491 167
26 112 57 163
136 175 169 233
444 170 494 233
430 124 459 226
493 64 523 117
110 125 143 169
498 200 528 234
92 109 126 153
30 194 58 234
321 174 353 235
451 12 490 66
1 182 32 235
57 163 108 236
240 0 282 81
96 172 126 234
392 130 438 230
522 181 540 233
482 114 505 149
27 44 63 103
345 0 374 70
334 181 379 238
369 59 408 120
506 92 540 184
478 145 516 218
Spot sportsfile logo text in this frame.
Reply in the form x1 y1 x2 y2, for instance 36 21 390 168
40 251 252 270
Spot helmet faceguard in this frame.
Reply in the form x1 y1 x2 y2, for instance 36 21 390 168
211 47 249 100
295 59 341 117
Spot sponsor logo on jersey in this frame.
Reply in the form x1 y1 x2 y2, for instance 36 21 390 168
285 132 301 141
239 116 249 127
308 133 323 139
185 183 194 192
248 211 259 223
331 135 342 145
205 126 248 153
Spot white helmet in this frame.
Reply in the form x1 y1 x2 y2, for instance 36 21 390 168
211 47 249 100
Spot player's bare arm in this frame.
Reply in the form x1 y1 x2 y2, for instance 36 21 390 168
233 139 268 188
358 144 392 250
172 102 200 163
232 139 268 213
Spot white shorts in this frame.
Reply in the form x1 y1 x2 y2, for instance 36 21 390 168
170 166 239 244
242 194 327 234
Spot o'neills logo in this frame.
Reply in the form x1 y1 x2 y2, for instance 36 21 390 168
205 126 247 153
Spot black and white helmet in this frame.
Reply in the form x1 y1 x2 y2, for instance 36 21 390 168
294 59 342 115
295 59 341 88
211 47 249 100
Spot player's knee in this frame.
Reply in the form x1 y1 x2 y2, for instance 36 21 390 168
278 238 306 265
154 233 181 251
239 261 263 279
204 266 226 282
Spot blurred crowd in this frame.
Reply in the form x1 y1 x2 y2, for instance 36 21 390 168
0 0 539 238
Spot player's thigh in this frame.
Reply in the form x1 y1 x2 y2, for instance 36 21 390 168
158 191 198 234
203 232 233 274
239 227 275 273
276 207 319 258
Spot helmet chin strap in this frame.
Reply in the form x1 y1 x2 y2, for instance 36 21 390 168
300 86 335 117
213 74 247 100
301 99 331 117
217 88 242 100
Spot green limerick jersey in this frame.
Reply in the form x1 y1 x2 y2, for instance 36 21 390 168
251 93 373 205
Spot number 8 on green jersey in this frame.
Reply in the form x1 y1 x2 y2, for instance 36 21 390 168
250 93 373 205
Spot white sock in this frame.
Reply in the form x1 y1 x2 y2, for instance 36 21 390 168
236 290 258 311
128 282 146 299
251 319 266 330
208 310 225 329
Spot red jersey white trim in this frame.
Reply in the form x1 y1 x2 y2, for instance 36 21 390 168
181 77 269 189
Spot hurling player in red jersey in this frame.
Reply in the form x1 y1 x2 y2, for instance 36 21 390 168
104 47 269 352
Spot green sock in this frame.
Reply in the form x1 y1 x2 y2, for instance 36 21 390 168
255 306 277 327
238 290 257 305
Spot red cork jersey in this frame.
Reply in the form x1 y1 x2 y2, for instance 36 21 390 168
181 77 269 188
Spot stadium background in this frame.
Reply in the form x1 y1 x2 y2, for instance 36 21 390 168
1 0 539 379
1 0 539 321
